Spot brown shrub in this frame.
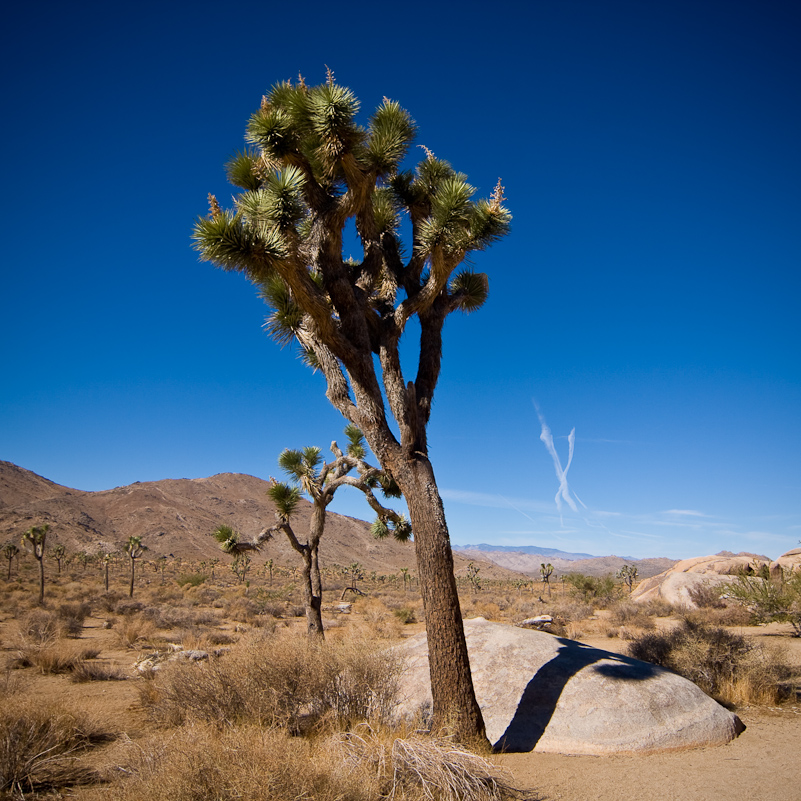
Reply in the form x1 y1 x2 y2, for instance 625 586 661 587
0 698 112 794
140 631 405 732
628 619 794 706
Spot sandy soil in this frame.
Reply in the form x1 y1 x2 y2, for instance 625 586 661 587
498 707 800 801
496 625 801 801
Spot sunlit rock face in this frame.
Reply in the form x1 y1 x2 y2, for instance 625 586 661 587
395 617 744 755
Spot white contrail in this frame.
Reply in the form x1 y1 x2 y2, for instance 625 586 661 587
535 403 582 524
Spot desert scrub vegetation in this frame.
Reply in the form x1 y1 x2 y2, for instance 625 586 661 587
723 570 801 636
0 697 113 796
72 723 523 801
628 618 795 706
140 630 406 732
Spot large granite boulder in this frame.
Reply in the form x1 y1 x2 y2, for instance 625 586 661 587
395 618 744 755
770 547 801 578
631 553 769 608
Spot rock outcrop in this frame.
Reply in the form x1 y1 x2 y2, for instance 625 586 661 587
395 618 744 755
770 547 801 578
631 553 770 608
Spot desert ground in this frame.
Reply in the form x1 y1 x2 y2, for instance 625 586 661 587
1 558 799 801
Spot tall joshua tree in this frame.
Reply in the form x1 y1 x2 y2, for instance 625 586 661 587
125 536 146 598
194 73 510 742
21 525 49 604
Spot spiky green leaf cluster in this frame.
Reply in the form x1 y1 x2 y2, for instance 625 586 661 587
194 75 511 382
268 482 302 520
212 525 240 554
371 515 412 542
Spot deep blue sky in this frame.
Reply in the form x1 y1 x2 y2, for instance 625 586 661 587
2 0 799 560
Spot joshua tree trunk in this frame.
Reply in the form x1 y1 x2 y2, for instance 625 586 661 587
299 547 324 639
391 456 485 743
37 556 45 605
128 556 135 598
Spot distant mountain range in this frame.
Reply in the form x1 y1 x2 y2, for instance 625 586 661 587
454 543 676 579
0 460 677 580
456 543 601 560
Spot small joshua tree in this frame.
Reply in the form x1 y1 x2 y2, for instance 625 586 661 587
467 562 481 594
216 425 409 638
21 525 49 604
540 563 554 598
124 536 147 598
3 542 20 580
617 564 639 593
49 543 67 575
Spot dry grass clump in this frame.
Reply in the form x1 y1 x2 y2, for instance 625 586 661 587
114 616 157 649
57 601 92 637
140 631 405 732
0 698 112 796
338 726 524 801
628 619 794 706
608 601 656 630
74 724 525 801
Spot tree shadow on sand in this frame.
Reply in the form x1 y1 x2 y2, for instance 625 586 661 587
493 638 664 752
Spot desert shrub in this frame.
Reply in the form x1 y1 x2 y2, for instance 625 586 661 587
223 597 262 624
0 698 112 795
18 609 60 646
70 660 127 683
94 592 124 614
140 631 405 732
723 572 801 636
683 604 753 627
57 601 92 637
628 619 793 705
115 616 157 649
74 722 521 801
687 583 726 609
564 573 619 607
115 600 145 616
176 573 207 588
639 598 675 617
547 600 595 623
608 601 656 629
393 606 417 624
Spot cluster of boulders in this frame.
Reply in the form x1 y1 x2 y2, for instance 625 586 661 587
631 548 801 609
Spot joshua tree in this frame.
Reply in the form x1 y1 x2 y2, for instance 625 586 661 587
3 542 20 580
616 564 639 593
540 563 554 598
400 566 410 593
231 552 251 583
102 553 113 592
124 536 146 598
467 562 482 594
21 525 49 604
193 74 510 741
49 543 67 575
219 425 408 638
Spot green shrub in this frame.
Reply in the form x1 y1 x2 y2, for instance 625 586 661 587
176 573 208 588
393 607 417 624
563 573 619 606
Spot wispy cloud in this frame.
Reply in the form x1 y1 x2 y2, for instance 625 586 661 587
534 403 585 523
662 509 709 517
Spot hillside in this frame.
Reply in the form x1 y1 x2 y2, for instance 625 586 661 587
0 461 517 579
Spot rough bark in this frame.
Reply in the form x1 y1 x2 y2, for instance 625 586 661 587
390 454 486 743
